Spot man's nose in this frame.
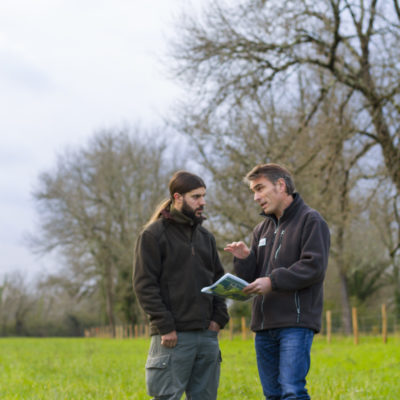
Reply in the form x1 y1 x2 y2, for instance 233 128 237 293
254 192 260 202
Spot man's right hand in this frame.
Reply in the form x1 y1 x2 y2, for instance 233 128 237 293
161 330 178 348
224 241 250 259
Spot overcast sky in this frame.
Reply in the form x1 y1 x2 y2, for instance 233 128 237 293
0 0 200 282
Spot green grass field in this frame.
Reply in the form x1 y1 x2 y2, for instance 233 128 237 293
0 335 399 399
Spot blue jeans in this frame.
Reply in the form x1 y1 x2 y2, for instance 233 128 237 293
255 328 314 400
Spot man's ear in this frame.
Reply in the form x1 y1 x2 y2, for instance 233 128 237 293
173 192 183 210
277 178 286 193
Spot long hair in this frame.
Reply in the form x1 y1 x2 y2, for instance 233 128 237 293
142 170 206 229
142 198 172 230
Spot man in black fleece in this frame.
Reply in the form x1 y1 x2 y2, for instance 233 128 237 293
225 163 330 400
134 170 229 400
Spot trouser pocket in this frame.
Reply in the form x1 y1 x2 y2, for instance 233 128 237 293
145 354 173 396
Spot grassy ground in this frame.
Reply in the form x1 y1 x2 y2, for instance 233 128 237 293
0 335 399 399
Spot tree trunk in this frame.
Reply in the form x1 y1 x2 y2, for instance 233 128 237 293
336 171 353 335
105 264 115 337
338 269 352 335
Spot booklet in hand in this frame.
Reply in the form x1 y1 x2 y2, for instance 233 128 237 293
201 273 255 301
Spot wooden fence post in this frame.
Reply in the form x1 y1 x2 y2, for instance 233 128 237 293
382 304 388 344
229 318 233 341
241 317 247 340
352 307 359 345
326 310 332 344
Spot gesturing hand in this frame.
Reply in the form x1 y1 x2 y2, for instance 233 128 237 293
224 241 250 259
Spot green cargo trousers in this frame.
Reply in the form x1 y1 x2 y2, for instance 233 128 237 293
145 330 222 400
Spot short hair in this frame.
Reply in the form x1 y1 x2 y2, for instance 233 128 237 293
245 163 295 195
169 170 206 197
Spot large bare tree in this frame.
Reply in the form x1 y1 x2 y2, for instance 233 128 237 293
171 0 400 192
31 128 172 333
170 0 399 331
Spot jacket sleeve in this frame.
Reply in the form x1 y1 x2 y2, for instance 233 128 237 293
233 228 260 283
269 213 330 291
210 235 229 329
133 229 175 335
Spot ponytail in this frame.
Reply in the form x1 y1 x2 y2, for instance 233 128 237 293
142 198 172 230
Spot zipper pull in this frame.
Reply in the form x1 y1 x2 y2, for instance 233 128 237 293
274 230 285 260
295 291 300 323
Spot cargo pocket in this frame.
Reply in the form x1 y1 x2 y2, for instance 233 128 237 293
145 354 173 396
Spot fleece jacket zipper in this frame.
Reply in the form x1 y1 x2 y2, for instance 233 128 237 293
260 221 282 330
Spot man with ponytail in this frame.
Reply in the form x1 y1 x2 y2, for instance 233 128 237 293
134 170 229 400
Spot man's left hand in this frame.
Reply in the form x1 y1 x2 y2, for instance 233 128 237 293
243 277 272 295
208 321 220 332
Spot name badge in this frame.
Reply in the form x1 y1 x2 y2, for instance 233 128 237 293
259 238 266 247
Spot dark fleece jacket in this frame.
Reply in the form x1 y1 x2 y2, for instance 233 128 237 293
234 193 330 333
133 207 229 336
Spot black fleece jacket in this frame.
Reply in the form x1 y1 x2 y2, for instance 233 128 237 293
234 193 330 333
133 207 229 336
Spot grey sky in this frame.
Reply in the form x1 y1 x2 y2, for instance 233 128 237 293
0 0 196 281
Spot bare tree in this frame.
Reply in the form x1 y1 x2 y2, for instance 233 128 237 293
169 0 399 329
31 127 173 334
0 273 36 335
171 0 400 193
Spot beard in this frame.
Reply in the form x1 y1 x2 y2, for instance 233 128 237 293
181 199 204 224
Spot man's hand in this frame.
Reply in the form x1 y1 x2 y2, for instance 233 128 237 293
224 241 250 259
243 277 272 296
161 330 178 348
208 321 220 333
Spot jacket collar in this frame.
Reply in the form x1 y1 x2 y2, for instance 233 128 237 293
162 205 202 227
261 193 303 224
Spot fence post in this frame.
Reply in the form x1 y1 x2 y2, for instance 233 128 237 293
326 310 332 344
241 316 247 340
382 304 388 344
229 318 233 340
352 307 359 345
